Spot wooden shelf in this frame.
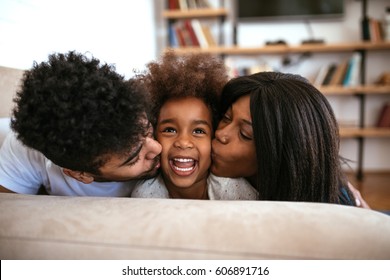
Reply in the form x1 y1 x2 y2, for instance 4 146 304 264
340 127 390 138
319 85 390 95
165 41 390 55
162 8 228 19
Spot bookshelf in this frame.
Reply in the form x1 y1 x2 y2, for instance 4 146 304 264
166 41 390 55
340 127 390 138
163 1 227 48
162 1 390 180
162 8 227 19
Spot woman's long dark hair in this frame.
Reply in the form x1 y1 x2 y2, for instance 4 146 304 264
221 72 353 204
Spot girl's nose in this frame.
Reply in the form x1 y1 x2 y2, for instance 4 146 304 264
174 134 194 149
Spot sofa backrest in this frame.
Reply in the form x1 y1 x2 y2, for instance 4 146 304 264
0 66 25 118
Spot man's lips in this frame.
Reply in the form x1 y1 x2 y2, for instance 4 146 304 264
148 157 161 172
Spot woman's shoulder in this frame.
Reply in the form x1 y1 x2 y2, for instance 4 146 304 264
207 174 258 200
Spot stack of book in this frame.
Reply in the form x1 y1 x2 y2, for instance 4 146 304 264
361 16 386 42
376 103 390 128
313 52 362 87
169 19 216 48
168 0 212 10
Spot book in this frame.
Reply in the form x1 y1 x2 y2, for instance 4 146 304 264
321 64 337 85
342 57 354 86
314 65 329 86
376 103 390 127
201 25 217 46
191 19 208 48
184 20 200 46
369 18 379 42
361 16 371 41
168 24 179 47
329 59 349 85
174 23 186 46
168 0 179 10
369 18 384 42
196 0 212 8
187 0 197 9
178 0 188 10
180 24 193 46
346 52 362 87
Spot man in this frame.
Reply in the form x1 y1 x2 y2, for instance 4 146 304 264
0 51 161 196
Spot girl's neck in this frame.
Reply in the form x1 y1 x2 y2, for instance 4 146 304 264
166 178 209 200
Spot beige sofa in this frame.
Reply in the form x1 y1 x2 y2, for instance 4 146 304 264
0 193 390 260
0 66 24 144
1 65 390 260
0 65 24 118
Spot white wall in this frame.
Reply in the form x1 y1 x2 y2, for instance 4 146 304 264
0 0 157 78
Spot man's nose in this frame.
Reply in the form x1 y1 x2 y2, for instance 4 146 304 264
145 137 162 159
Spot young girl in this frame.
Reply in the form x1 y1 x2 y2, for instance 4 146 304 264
131 51 257 200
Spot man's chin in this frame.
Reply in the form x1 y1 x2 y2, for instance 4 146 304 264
136 168 160 180
92 169 160 182
93 159 161 182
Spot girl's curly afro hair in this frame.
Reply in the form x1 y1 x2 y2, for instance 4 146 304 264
138 50 229 129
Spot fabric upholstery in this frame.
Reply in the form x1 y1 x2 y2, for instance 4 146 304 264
0 193 389 259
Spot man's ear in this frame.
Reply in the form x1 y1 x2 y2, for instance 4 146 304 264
62 168 94 184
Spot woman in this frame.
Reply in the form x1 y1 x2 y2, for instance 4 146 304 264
211 71 367 205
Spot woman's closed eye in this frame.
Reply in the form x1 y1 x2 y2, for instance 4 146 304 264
240 131 253 141
222 113 232 123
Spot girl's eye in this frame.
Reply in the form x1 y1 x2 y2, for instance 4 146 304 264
162 127 176 133
193 128 206 134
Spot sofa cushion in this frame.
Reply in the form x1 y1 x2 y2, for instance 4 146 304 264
0 66 24 118
0 193 389 259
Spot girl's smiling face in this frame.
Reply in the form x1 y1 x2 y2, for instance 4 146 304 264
156 97 213 195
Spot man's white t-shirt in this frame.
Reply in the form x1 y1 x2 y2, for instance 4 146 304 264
131 173 258 200
0 132 136 196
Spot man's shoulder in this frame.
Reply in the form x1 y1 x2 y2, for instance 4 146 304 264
0 132 51 194
1 131 47 164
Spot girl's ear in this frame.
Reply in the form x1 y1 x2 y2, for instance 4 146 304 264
62 169 94 184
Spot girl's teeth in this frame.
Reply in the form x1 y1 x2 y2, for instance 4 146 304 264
172 166 194 172
174 158 194 162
